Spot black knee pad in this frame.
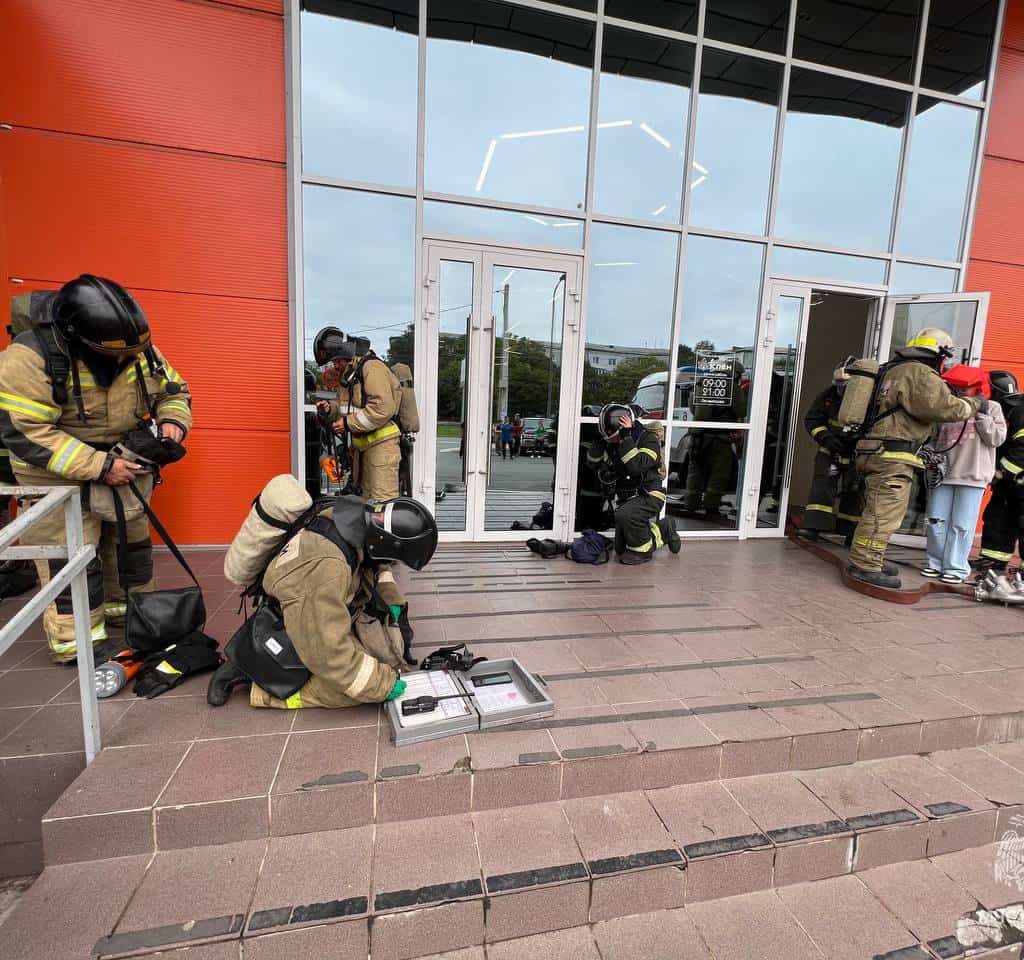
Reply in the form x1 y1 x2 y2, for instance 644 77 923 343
50 556 103 614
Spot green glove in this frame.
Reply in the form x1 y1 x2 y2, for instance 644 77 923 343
385 677 407 701
388 604 402 624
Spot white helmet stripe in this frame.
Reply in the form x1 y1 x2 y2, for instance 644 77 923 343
383 501 395 534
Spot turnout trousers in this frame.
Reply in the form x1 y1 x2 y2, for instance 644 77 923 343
980 477 1024 569
848 454 914 573
352 435 401 502
616 491 670 556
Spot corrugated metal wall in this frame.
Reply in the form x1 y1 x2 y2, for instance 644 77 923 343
0 0 289 544
968 0 1024 382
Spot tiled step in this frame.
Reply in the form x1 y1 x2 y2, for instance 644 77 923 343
7 809 1024 959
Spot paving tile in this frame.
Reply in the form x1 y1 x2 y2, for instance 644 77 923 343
145 943 241 959
159 734 288 805
590 865 685 921
928 809 997 858
0 705 37 745
484 881 589 943
656 668 734 699
371 900 483 960
593 908 714 960
712 662 797 694
156 795 269 850
719 735 793 779
0 752 85 845
594 673 674 705
563 791 680 876
506 640 583 673
197 696 295 739
106 695 208 746
115 839 266 939
0 668 75 708
546 712 641 798
853 819 932 871
648 780 766 855
776 875 919 960
929 747 1024 806
928 677 1023 716
619 632 698 664
44 806 154 864
248 827 372 931
487 926 601 960
0 853 151 960
684 846 775 901
860 859 979 942
289 702 379 731
244 919 368 960
725 773 846 840
875 679 977 721
774 835 852 886
373 814 481 913
270 728 376 834
797 764 919 825
544 678 608 710
789 730 861 771
0 700 131 757
566 636 641 670
467 729 560 810
931 843 1022 909
865 755 992 819
688 888 825 960
376 733 472 822
474 802 585 895
413 951 483 960
629 714 721 789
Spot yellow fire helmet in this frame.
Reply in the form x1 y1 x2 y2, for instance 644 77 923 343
906 326 954 357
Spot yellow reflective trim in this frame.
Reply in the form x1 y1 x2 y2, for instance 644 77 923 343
351 422 401 449
632 539 654 553
1014 429 1024 441
649 519 664 549
806 504 834 514
836 512 861 522
854 536 888 550
810 425 828 437
620 447 639 463
907 336 939 349
91 621 108 642
0 449 9 458
587 450 608 463
105 602 127 618
1001 458 1023 476
648 489 667 501
47 437 85 476
0 392 59 422
828 419 842 428
981 548 1014 561
10 455 28 468
285 691 303 709
156 660 182 676
159 399 191 417
880 451 924 467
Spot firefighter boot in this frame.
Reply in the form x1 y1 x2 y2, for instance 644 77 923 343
659 518 681 555
847 564 901 589
620 550 652 566
207 662 251 707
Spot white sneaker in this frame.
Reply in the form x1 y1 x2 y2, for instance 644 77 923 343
920 568 942 579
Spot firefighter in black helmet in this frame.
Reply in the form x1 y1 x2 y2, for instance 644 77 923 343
209 496 438 709
977 370 1024 575
586 403 681 564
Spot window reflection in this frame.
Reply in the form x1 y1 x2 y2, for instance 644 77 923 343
689 49 781 236
594 27 694 222
772 247 888 285
605 0 697 34
678 235 764 425
302 186 416 367
583 223 679 414
889 262 958 294
897 99 980 262
425 0 594 210
667 427 746 530
423 201 583 249
891 300 979 365
705 0 789 54
793 0 922 84
776 69 908 252
301 1 418 185
920 0 999 100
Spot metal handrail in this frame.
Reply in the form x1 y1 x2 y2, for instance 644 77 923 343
0 485 100 762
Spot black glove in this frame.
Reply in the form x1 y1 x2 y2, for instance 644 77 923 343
975 397 990 415
397 607 416 666
819 432 845 457
133 632 222 699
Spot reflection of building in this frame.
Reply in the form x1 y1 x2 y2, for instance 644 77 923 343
9 0 1022 548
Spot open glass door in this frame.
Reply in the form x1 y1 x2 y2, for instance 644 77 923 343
880 291 990 541
742 283 811 537
418 242 583 542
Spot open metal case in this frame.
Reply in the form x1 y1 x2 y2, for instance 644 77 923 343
386 657 554 746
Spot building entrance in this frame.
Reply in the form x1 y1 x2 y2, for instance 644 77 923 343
416 242 584 542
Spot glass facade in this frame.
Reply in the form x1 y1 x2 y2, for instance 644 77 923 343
296 0 1002 538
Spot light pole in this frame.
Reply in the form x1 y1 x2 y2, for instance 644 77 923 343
497 283 510 423
546 274 565 419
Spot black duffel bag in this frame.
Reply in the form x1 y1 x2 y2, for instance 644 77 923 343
224 601 311 700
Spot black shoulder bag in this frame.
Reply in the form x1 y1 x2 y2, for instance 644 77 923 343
112 479 207 654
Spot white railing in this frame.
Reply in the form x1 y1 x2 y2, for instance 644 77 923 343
0 485 100 762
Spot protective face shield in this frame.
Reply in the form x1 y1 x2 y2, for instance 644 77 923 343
598 403 632 441
906 327 955 369
990 370 1021 406
363 498 439 571
313 327 358 365
53 275 151 358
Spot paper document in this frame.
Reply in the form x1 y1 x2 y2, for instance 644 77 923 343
395 671 473 729
472 677 525 715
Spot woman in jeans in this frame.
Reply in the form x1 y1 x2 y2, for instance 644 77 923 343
923 366 1006 583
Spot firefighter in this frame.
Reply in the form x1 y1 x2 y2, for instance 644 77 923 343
208 496 437 710
977 371 1024 576
799 360 862 541
847 328 984 589
0 275 191 661
683 359 748 521
586 403 680 565
314 327 401 501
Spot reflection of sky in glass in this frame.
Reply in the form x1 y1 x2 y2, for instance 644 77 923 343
424 201 583 249
587 223 679 349
680 235 764 356
425 35 592 210
301 12 418 185
776 83 906 252
889 262 958 294
772 247 887 285
593 30 691 222
897 100 979 262
892 300 978 361
689 56 780 235
302 186 415 361
491 266 566 345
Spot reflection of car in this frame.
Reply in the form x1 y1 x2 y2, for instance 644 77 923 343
521 417 554 457
632 367 696 420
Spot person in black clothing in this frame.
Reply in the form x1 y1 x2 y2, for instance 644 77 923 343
977 370 1024 575
799 360 862 542
587 403 681 565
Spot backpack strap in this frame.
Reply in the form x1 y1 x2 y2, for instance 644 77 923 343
30 323 74 412
304 513 359 571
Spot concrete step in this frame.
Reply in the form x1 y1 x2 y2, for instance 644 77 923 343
7 782 1024 959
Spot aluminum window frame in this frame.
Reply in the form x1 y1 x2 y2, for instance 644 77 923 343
286 0 1007 538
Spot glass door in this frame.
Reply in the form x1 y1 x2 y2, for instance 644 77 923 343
418 242 583 542
741 283 811 537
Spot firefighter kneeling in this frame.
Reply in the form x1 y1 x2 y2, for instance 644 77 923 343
208 481 437 710
587 403 681 565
